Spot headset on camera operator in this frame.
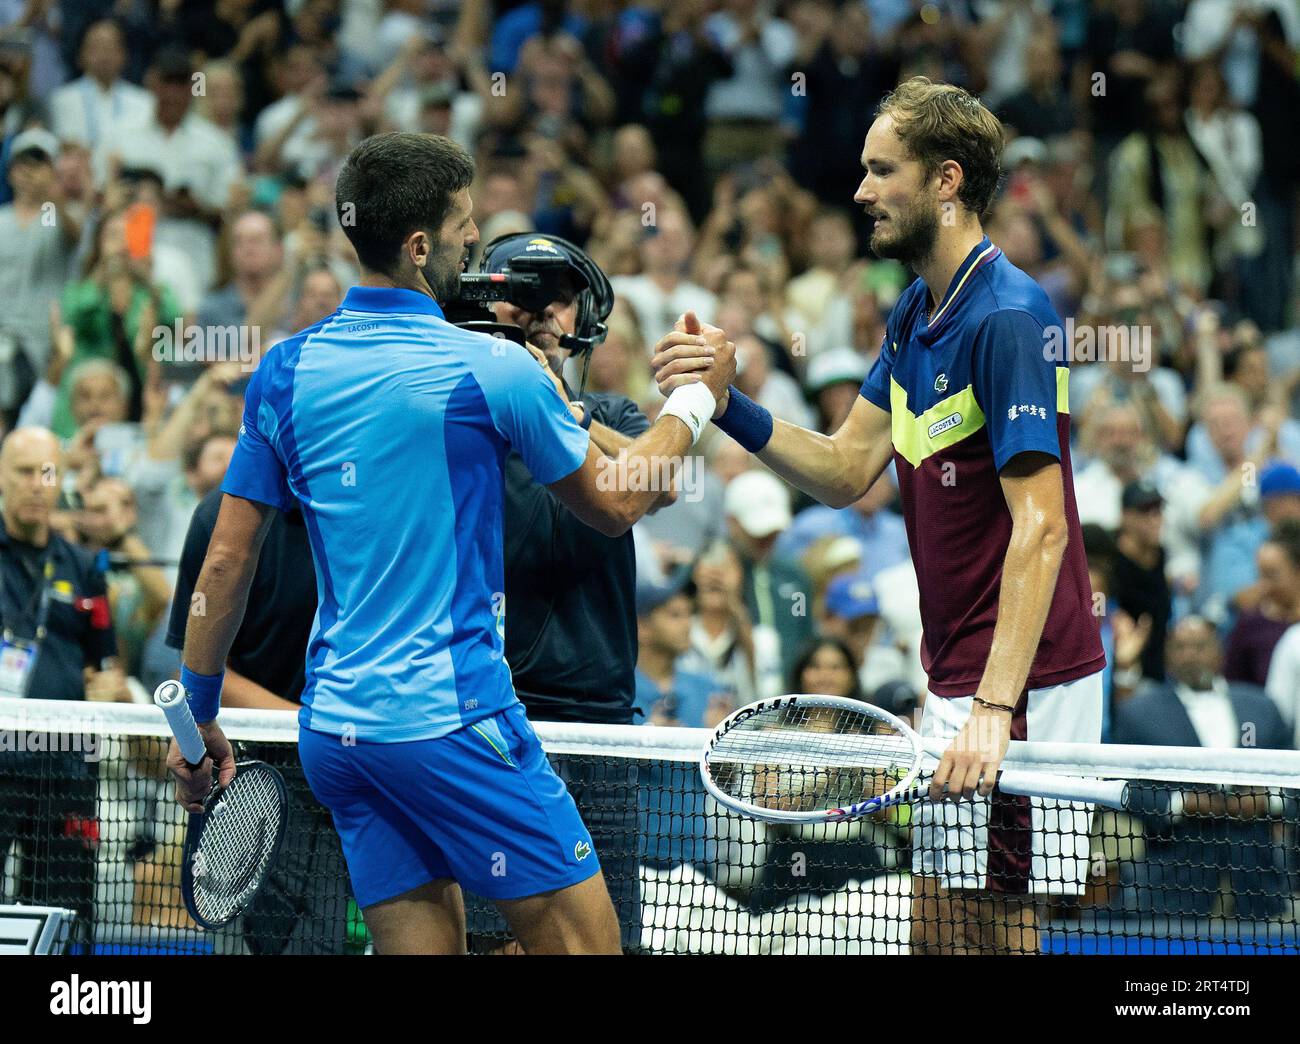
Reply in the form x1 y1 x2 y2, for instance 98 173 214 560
450 233 639 455
456 232 674 720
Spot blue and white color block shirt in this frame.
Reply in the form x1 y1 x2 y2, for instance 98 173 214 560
222 286 591 741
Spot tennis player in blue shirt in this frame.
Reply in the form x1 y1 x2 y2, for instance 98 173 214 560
165 133 736 954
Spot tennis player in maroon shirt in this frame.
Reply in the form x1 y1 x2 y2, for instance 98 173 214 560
653 78 1106 954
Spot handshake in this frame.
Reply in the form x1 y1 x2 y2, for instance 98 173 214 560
652 311 737 421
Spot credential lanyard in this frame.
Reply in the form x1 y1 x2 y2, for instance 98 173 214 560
1 547 57 645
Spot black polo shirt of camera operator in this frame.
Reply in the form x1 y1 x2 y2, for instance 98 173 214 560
0 527 117 700
166 489 317 702
503 391 648 725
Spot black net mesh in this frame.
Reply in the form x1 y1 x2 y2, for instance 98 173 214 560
1 712 1297 955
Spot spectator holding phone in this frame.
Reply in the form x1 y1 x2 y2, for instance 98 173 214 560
56 359 134 483
48 205 179 438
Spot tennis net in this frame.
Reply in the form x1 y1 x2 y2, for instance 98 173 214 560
2 697 1298 954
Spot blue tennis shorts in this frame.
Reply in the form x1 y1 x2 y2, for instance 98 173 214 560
298 703 600 908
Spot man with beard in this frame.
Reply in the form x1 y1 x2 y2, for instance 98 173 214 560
462 233 666 953
651 78 1105 955
164 132 736 954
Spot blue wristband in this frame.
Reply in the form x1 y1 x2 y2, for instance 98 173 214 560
180 665 224 723
713 387 773 453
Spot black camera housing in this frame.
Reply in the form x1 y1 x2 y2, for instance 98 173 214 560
446 234 612 358
454 253 577 314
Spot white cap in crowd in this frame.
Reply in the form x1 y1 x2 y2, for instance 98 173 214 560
724 470 792 539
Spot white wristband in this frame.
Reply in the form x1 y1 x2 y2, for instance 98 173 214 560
660 383 717 445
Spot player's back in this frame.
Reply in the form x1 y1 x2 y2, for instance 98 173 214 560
222 287 590 742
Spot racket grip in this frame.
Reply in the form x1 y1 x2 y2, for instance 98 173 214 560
999 769 1129 810
155 679 208 766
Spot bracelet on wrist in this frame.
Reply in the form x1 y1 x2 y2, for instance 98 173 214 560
972 696 1015 715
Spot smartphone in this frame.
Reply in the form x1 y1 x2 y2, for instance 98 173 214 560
124 202 156 262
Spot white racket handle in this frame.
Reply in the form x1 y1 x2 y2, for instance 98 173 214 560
999 769 1128 810
154 679 208 766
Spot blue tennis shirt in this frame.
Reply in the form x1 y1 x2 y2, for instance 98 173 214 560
221 286 591 741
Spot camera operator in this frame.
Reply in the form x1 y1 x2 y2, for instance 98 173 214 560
468 233 671 953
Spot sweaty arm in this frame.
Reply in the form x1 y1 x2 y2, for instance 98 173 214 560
579 400 677 512
548 417 698 537
977 453 1070 706
752 395 895 509
927 453 1071 801
512 318 733 535
168 493 274 809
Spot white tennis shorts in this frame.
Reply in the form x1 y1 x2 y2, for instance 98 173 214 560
911 670 1104 896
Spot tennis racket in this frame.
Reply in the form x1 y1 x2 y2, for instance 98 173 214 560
700 694 1129 824
154 680 289 930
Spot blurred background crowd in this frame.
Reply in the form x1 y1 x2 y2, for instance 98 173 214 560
1 0 1300 945
0 0 1299 749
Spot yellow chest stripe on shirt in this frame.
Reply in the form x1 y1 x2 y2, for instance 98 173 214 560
889 377 986 468
888 368 1070 467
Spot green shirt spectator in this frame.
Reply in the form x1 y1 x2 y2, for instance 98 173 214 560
51 276 180 439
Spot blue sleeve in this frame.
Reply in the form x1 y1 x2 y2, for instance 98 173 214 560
971 310 1062 471
478 343 590 485
221 359 295 510
859 335 896 412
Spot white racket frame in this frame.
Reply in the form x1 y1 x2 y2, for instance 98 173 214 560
700 694 1128 824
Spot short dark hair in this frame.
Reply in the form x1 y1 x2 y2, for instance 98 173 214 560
787 637 863 701
182 429 236 474
335 132 475 275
